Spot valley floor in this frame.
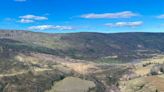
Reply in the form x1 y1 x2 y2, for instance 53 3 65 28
0 52 164 92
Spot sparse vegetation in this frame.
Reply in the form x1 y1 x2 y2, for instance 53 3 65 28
150 64 164 75
0 30 164 92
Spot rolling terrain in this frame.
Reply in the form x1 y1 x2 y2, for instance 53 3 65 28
1 30 164 61
0 30 164 92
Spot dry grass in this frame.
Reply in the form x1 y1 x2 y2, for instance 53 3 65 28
133 54 164 76
120 75 164 92
14 53 99 75
139 55 164 66
146 76 164 92
134 65 153 76
62 63 98 74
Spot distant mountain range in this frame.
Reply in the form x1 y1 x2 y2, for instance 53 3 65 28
1 30 164 62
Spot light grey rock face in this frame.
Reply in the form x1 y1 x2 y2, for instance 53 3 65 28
46 77 96 92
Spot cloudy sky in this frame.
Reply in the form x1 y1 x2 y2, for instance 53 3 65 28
0 0 164 33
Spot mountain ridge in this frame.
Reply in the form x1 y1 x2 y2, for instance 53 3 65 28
2 29 164 34
0 30 164 62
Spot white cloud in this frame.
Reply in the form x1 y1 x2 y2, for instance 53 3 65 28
105 21 143 27
19 15 48 20
28 25 74 30
81 11 139 19
157 14 164 19
18 14 48 23
14 0 26 2
19 19 34 23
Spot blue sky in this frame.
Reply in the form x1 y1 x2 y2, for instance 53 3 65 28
0 0 164 33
